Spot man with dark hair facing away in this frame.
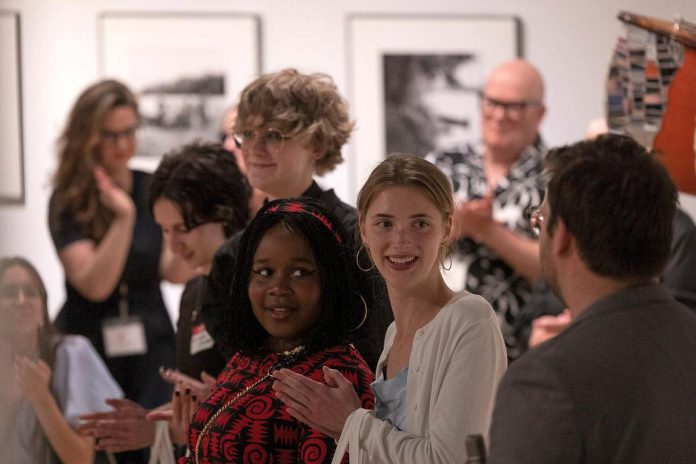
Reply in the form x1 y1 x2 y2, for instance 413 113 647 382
488 134 696 464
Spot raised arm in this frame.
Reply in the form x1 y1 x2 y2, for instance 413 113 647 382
58 167 135 301
15 357 95 464
476 222 540 283
452 195 540 283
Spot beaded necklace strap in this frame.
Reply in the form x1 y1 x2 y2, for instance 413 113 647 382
193 345 306 464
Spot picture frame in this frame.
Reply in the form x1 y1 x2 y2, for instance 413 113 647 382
99 12 261 171
0 11 25 204
347 15 521 196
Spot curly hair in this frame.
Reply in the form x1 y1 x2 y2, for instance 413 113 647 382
149 142 252 237
51 80 139 242
220 198 366 354
234 68 355 175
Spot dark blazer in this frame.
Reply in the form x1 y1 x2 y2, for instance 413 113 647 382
488 283 696 464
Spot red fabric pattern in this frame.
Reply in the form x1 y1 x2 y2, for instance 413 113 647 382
184 344 375 463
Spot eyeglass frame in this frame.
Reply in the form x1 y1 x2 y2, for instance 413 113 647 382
219 131 243 149
528 206 545 237
101 125 138 147
479 92 542 120
0 282 42 301
234 127 290 155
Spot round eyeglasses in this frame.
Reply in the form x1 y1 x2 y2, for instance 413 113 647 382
235 127 288 154
480 93 541 121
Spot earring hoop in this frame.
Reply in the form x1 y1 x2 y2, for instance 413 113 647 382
356 245 374 272
350 292 369 331
439 242 453 271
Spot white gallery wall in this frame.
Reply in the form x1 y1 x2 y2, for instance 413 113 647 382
1 0 695 320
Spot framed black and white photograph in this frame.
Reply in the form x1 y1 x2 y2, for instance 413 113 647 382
0 11 25 204
347 15 521 195
100 13 260 171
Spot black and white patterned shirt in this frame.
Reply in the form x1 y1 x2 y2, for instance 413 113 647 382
427 140 546 360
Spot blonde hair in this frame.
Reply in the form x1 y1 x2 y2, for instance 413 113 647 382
51 80 139 242
234 68 355 175
357 154 453 220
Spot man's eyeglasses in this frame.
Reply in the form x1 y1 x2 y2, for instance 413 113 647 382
101 126 137 147
528 206 545 237
235 127 289 154
480 94 541 120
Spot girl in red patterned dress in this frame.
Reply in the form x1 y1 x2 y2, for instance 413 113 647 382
182 198 375 464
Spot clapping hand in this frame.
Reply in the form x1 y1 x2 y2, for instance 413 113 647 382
451 192 495 242
94 166 135 220
145 369 217 443
272 366 361 440
14 356 52 406
78 399 155 452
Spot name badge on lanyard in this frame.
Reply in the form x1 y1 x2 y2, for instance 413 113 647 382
190 323 214 355
102 282 148 358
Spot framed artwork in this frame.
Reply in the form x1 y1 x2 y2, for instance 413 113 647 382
100 13 260 171
0 11 25 204
347 15 521 195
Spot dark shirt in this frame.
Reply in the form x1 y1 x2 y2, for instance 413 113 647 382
175 275 227 379
48 170 174 408
663 207 696 311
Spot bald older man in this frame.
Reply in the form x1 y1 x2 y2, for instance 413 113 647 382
427 59 546 361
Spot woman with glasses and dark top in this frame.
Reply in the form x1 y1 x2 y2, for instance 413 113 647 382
202 69 392 371
180 198 374 463
0 256 122 463
48 79 192 462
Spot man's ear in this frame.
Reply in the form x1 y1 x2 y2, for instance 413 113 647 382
552 218 572 257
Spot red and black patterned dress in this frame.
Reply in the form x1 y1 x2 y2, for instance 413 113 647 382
185 344 375 464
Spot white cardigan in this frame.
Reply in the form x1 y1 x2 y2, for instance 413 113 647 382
333 291 507 464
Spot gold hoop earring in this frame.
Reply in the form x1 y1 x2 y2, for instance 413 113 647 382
439 242 453 271
356 245 374 272
350 292 369 331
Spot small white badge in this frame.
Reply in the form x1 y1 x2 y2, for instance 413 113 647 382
190 323 215 355
102 316 148 358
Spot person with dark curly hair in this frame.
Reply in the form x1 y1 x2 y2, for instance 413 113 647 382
79 142 252 455
180 198 374 463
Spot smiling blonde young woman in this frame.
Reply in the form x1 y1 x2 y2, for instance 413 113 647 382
272 154 507 464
